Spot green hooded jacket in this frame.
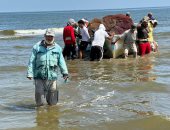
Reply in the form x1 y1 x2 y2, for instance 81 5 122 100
27 40 68 80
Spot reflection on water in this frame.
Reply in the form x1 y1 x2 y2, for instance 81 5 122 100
1 40 170 130
35 106 60 130
82 116 170 130
2 53 170 130
68 56 157 83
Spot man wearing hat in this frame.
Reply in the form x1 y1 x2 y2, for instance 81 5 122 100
63 18 77 60
148 12 155 20
126 12 131 18
27 28 68 106
112 25 138 58
81 18 89 27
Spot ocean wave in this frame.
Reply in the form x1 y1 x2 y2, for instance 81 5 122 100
0 35 32 40
0 30 16 35
0 28 63 40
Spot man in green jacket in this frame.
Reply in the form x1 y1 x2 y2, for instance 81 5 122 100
27 29 68 107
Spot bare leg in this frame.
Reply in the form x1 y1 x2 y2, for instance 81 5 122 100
133 52 137 58
79 50 83 59
124 48 129 59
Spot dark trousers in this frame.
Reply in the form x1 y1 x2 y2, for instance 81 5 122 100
63 44 76 59
90 46 103 61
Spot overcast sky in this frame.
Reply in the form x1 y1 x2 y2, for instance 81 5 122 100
0 0 169 12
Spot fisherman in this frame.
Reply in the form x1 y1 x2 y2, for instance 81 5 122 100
148 19 158 52
78 19 90 59
73 22 81 56
27 29 68 107
137 20 151 56
81 18 89 27
126 12 131 18
112 25 138 58
90 24 113 61
139 16 149 24
63 18 77 60
148 12 155 20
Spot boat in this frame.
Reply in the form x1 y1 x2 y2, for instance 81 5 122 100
102 35 124 59
112 35 124 58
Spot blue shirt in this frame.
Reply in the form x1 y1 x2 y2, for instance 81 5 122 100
27 40 68 80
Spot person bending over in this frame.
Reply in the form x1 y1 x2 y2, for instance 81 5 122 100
90 24 113 61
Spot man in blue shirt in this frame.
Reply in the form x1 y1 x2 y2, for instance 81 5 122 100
27 29 68 106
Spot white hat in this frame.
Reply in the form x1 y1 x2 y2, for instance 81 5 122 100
68 18 76 25
45 29 55 37
126 12 130 15
81 18 89 23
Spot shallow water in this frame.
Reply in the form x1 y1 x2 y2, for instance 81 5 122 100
1 7 170 130
1 55 170 130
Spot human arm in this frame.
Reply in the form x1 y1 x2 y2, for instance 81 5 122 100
27 47 36 80
58 47 69 79
83 27 90 40
71 27 76 45
106 31 115 41
111 37 121 44
63 27 66 44
111 31 126 44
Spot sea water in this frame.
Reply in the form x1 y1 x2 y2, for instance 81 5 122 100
0 7 170 130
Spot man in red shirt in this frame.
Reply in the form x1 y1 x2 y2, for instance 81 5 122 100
63 18 76 60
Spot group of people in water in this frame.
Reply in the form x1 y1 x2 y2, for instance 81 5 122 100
63 12 158 60
27 12 158 106
63 17 112 61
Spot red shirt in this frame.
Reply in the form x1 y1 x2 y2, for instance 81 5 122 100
63 25 76 45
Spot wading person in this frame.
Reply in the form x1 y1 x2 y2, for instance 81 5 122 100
63 18 77 60
113 25 138 58
27 29 68 107
126 12 131 18
90 24 113 61
137 21 151 56
148 12 155 20
78 20 90 59
148 19 158 52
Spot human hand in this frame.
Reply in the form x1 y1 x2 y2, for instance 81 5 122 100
73 43 76 47
108 31 115 37
63 74 69 82
63 74 69 83
27 77 32 80
111 42 116 45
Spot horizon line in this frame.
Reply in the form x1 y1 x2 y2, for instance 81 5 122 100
0 5 169 13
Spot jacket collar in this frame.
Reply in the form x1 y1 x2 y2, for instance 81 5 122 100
40 40 56 49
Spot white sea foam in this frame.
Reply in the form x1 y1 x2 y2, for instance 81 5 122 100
91 90 115 103
0 28 64 39
16 27 64 36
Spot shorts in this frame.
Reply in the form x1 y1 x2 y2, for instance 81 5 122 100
124 43 137 55
138 42 151 56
